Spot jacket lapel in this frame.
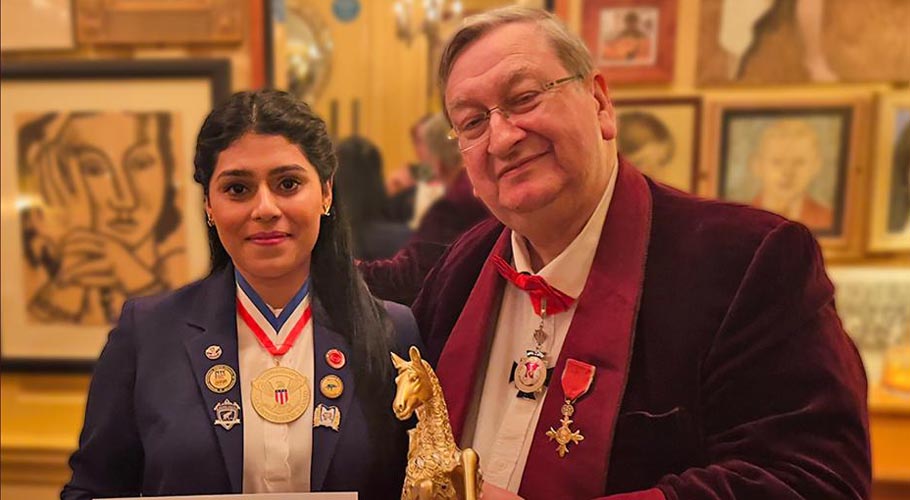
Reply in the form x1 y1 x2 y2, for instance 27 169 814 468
435 228 512 441
183 265 244 493
310 300 356 491
519 160 653 498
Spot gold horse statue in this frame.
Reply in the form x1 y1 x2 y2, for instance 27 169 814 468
392 346 482 500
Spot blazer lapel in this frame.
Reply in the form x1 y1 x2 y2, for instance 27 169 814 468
519 160 653 499
310 300 356 491
183 265 244 493
435 228 512 441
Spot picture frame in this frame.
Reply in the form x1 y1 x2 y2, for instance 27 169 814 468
701 95 871 254
869 92 910 253
581 0 677 84
1 0 75 52
265 0 334 104
74 0 244 45
696 0 910 86
0 60 231 372
613 96 701 192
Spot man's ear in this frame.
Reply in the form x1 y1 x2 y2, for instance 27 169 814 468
592 72 617 141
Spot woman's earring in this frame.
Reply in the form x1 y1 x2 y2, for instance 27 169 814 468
206 213 215 227
322 205 331 217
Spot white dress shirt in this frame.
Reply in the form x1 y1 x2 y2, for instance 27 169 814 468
464 164 618 492
237 283 314 493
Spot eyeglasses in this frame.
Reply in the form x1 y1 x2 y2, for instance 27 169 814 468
447 74 583 152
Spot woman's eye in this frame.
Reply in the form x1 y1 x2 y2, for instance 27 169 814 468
127 154 156 171
225 184 247 196
278 178 301 192
79 158 107 177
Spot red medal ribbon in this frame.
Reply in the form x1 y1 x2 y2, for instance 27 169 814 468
491 254 575 316
237 297 312 356
561 359 595 401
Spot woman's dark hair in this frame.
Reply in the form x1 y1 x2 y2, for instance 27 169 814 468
888 121 910 232
193 90 399 482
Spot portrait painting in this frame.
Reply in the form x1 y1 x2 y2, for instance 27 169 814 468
702 96 870 255
869 92 910 252
697 0 910 85
582 0 676 84
16 111 188 327
718 111 848 235
1 60 229 369
614 97 700 192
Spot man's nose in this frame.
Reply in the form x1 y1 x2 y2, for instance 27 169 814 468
486 110 526 157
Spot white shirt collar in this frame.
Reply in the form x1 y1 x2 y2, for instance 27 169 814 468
510 159 619 299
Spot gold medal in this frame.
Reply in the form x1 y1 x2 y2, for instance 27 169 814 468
205 364 236 393
319 374 344 399
250 366 310 423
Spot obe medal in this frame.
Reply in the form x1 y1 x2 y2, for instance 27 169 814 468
510 349 552 399
251 366 310 423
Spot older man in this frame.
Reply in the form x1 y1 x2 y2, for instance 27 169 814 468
411 7 869 500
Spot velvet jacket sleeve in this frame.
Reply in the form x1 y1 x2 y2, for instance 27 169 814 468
62 300 143 500
627 222 870 500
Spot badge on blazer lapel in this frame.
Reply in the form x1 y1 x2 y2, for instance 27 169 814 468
313 404 341 431
319 374 344 399
205 345 222 360
325 348 346 369
213 399 241 430
205 364 236 393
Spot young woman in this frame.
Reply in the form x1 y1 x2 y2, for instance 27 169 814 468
62 90 419 499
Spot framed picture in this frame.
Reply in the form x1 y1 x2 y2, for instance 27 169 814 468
581 0 676 84
869 92 910 253
697 0 910 85
0 60 231 371
74 0 243 45
701 95 870 253
1 0 75 51
265 0 334 104
827 267 910 388
613 97 700 192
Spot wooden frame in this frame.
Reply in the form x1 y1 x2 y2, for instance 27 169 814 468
613 96 701 192
1 0 75 51
869 92 910 253
75 0 243 45
701 95 871 255
0 60 231 372
581 0 676 84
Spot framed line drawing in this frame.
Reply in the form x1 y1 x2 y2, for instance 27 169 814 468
701 95 870 253
581 0 677 84
614 96 701 192
0 59 230 371
869 92 910 253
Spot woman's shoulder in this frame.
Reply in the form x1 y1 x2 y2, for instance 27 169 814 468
126 270 225 319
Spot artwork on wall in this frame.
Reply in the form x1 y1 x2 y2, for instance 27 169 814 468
266 0 334 104
701 96 870 252
614 97 700 192
0 0 75 51
869 92 910 253
827 267 910 388
697 0 910 85
74 0 243 45
581 0 676 84
0 60 231 370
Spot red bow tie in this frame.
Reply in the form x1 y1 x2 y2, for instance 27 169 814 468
491 254 575 317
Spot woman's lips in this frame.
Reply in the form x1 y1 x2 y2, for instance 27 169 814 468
248 232 289 245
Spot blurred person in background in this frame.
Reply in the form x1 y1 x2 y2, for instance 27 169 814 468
384 114 443 226
335 135 411 259
359 113 490 306
62 90 419 500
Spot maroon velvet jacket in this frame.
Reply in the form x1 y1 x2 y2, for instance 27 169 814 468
359 170 490 305
411 158 870 500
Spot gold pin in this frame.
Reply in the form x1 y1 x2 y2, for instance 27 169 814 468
213 399 241 430
313 404 341 431
319 374 344 399
205 364 236 393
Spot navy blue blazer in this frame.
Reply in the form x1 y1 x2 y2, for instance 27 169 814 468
62 264 421 500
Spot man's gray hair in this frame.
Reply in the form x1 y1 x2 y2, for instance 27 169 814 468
437 6 594 99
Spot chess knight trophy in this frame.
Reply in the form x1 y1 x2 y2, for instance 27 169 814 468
391 346 482 500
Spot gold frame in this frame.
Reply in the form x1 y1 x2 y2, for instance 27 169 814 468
701 94 871 258
869 92 910 253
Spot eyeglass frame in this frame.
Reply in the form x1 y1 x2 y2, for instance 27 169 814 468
446 74 584 152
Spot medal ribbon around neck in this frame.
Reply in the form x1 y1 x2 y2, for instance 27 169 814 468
237 298 312 356
491 255 575 316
